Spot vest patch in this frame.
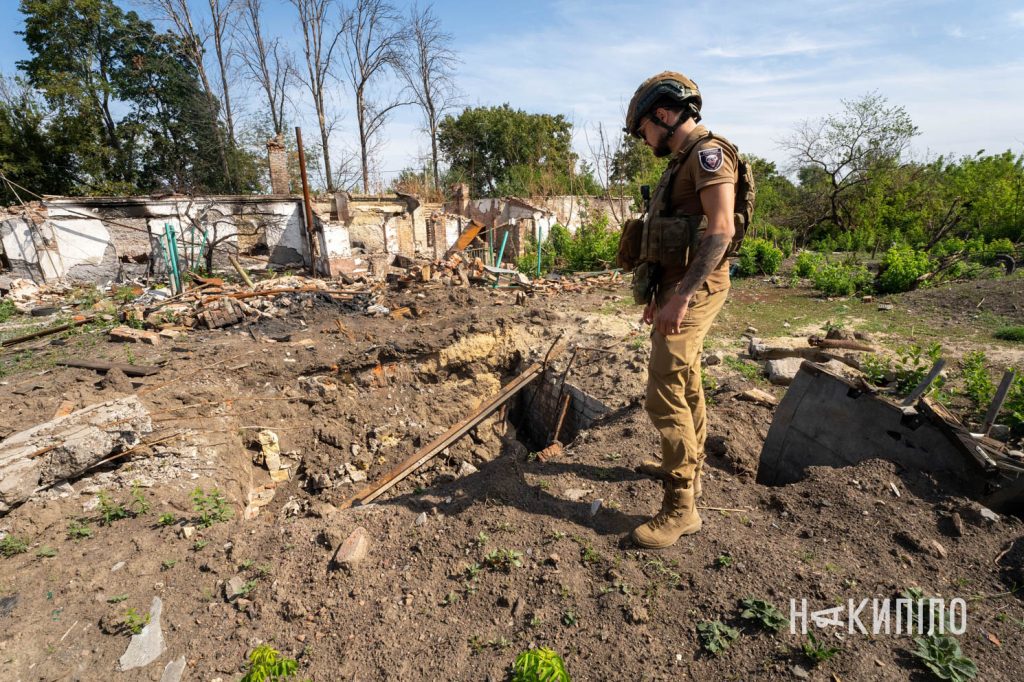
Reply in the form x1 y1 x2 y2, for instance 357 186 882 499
698 147 724 172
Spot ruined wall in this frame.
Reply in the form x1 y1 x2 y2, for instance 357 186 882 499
534 196 634 232
0 197 310 283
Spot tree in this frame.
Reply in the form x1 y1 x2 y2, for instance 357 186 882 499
609 133 668 212
0 76 77 204
437 104 578 197
239 0 295 136
780 92 918 234
291 0 343 192
399 2 458 193
341 0 410 193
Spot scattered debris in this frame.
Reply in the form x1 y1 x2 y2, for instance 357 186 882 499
118 597 165 671
332 527 370 572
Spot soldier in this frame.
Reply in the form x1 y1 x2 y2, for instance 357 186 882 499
619 72 748 548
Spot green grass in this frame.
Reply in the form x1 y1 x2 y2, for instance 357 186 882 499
995 326 1024 342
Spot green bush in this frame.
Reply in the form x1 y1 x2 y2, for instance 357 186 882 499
878 243 933 293
517 217 619 275
994 326 1024 342
736 238 784 276
961 351 994 412
811 262 873 297
0 299 17 323
1005 370 1024 436
794 251 825 277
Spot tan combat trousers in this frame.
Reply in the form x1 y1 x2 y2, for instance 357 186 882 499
645 285 729 486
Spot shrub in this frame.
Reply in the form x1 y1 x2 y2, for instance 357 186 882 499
518 217 619 275
877 244 933 294
912 634 977 681
961 351 994 412
240 644 305 682
995 326 1024 342
793 251 825 278
512 647 571 682
697 620 740 655
811 262 873 297
1 535 29 558
736 238 784 276
0 299 17 323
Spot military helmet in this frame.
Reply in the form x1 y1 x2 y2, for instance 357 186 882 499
624 71 702 137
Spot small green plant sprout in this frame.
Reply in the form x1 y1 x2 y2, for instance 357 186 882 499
121 607 151 636
442 591 459 606
129 483 150 516
561 610 578 627
193 539 209 551
191 487 232 527
512 647 571 682
0 535 28 558
913 633 977 681
238 580 259 598
239 559 254 571
473 531 490 547
161 559 177 571
482 549 523 573
580 545 601 565
36 546 58 558
97 491 129 526
107 594 129 604
463 563 482 580
67 519 94 539
801 631 840 665
240 644 305 682
697 620 740 655
715 553 733 568
739 598 787 632
158 513 176 527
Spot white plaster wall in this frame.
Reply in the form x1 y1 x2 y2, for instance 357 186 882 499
321 223 353 259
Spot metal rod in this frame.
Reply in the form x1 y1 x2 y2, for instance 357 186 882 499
1 316 96 348
493 230 510 288
551 392 571 444
536 224 543 279
295 127 318 277
983 369 1017 436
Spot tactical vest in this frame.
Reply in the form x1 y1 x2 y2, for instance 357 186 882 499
616 131 755 304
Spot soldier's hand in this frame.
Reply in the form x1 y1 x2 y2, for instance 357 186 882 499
655 294 690 336
641 300 656 325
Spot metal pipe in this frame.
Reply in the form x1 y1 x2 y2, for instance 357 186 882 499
493 230 510 288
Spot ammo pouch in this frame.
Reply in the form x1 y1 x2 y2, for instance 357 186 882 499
616 218 644 270
641 213 707 269
631 261 661 305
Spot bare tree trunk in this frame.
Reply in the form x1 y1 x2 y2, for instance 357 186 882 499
239 0 293 136
208 0 236 145
291 0 343 193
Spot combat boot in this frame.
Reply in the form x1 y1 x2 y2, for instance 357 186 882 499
636 457 703 498
631 481 702 549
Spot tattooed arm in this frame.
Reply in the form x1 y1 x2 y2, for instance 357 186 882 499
653 181 736 336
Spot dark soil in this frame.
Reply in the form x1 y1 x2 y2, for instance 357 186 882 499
1 276 1022 681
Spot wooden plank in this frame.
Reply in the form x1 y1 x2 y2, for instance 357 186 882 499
902 359 946 406
983 369 1016 436
1 316 95 348
340 362 544 508
449 220 484 254
57 359 161 377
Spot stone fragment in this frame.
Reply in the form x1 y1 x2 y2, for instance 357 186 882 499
735 388 778 407
457 461 479 477
118 597 165 671
766 357 804 386
562 488 592 502
224 576 247 601
160 655 186 682
331 526 370 572
109 326 161 345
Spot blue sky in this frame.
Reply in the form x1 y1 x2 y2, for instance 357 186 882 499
2 0 1023 188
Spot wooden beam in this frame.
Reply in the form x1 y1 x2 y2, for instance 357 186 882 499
57 359 160 377
983 369 1017 436
340 362 544 508
902 359 946 406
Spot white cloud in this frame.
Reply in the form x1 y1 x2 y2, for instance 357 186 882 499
945 25 964 39
1011 9 1024 26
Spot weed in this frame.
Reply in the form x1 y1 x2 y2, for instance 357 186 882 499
442 591 459 606
580 545 602 565
798 550 815 564
67 520 93 540
512 647 571 682
240 644 305 682
600 580 631 596
191 487 232 527
121 607 150 636
237 580 258 597
801 632 840 664
739 598 787 632
482 549 523 573
537 480 550 491
824 562 840 574
97 491 129 526
644 558 683 588
255 564 272 578
463 563 482 580
697 620 740 655
960 351 994 413
473 531 490 548
546 530 567 543
193 540 209 551
724 355 761 382
113 285 137 304
529 615 542 628
161 559 177 571
561 610 578 627
716 553 733 568
0 535 28 558
125 348 136 364
238 559 254 571
490 521 515 533
36 546 58 558
107 594 129 604
912 634 976 681
158 513 176 527
0 298 18 323
129 483 150 516
995 325 1024 342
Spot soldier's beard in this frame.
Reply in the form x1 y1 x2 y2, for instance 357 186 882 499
652 128 672 158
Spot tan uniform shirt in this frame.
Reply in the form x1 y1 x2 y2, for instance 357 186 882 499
654 124 737 298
